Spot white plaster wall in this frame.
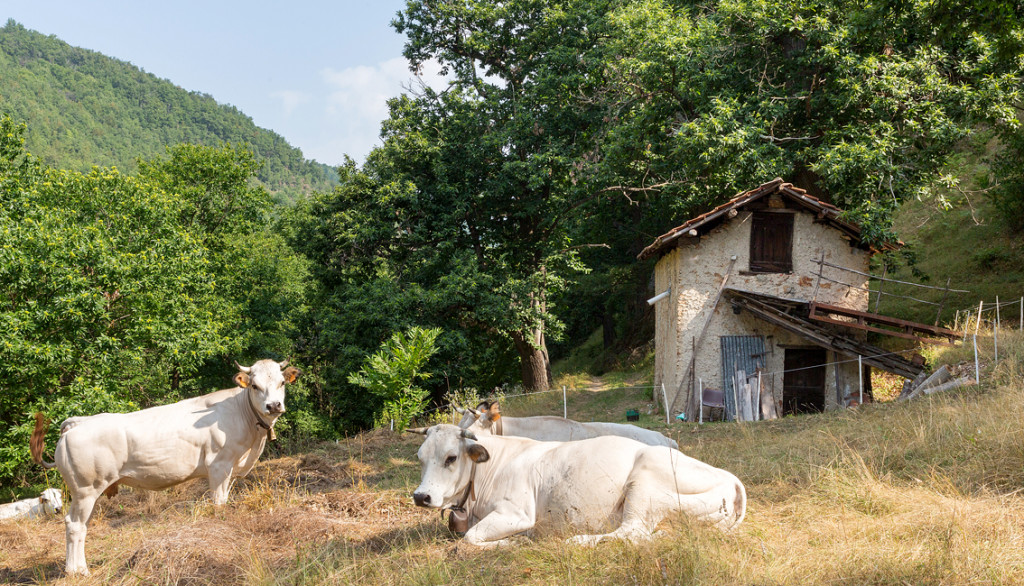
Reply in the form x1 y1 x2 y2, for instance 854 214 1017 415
653 208 874 415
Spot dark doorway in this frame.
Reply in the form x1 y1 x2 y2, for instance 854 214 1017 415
783 348 826 415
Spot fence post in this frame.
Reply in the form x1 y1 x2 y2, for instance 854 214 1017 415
698 379 703 424
662 383 669 425
975 300 984 336
562 385 567 419
995 296 1000 362
858 355 863 405
974 334 980 384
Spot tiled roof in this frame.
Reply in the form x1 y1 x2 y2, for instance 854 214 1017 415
636 178 890 260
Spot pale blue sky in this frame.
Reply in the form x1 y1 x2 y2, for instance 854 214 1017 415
4 1 443 166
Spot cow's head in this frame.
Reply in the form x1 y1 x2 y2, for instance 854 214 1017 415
40 488 62 515
408 424 489 509
233 359 300 417
455 401 500 436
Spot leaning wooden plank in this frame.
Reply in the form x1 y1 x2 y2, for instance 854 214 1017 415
760 385 778 420
922 376 975 396
916 365 951 391
903 365 951 401
898 370 928 400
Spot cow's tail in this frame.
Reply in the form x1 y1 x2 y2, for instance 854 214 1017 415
30 413 57 470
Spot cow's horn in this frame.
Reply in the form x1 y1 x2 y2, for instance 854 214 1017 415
454 406 467 414
278 358 290 369
460 430 478 441
234 361 251 373
405 427 430 435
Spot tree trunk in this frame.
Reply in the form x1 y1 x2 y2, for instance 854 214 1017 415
511 329 551 392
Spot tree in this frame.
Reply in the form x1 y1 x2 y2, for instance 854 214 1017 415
347 327 442 431
0 116 227 482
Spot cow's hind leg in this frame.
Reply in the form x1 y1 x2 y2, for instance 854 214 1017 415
64 491 99 575
567 450 707 547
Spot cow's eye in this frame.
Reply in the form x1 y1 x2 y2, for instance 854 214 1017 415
444 455 457 467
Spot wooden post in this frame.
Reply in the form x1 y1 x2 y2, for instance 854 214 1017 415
974 300 984 336
874 262 887 313
563 385 567 419
934 277 951 326
757 370 763 421
812 252 825 302
962 310 970 342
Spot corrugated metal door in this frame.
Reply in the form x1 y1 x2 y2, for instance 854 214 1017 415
720 335 767 420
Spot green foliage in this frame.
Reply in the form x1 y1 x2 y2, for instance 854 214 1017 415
347 327 442 431
0 115 314 487
0 20 337 204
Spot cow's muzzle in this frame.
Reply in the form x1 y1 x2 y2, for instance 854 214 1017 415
266 401 284 414
413 492 433 507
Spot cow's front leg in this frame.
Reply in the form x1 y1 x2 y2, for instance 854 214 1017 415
207 463 234 505
462 509 534 548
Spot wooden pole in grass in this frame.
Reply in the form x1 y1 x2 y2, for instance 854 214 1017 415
562 386 567 419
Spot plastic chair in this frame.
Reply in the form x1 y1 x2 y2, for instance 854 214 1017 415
699 386 725 424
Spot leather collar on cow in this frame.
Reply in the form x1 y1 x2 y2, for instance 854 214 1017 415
246 387 277 442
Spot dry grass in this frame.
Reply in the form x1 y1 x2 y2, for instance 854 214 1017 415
4 332 1024 584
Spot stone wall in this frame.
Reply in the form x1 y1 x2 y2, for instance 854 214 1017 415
652 209 873 416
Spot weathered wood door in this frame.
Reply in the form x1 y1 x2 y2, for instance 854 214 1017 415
749 211 794 273
783 348 826 415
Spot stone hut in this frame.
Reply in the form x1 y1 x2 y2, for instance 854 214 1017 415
638 178 923 421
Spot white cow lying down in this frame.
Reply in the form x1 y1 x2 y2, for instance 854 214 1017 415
410 424 745 547
30 359 299 576
0 488 63 520
457 401 679 449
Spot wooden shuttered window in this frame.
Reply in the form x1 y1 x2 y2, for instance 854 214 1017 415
749 211 793 273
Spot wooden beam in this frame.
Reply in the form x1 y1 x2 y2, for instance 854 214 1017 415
808 302 958 342
726 290 924 379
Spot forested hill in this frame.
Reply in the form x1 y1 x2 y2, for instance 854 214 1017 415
0 20 337 203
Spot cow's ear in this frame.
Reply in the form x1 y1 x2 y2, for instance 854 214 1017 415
466 443 489 463
282 366 301 384
233 372 250 388
475 401 490 412
488 402 501 420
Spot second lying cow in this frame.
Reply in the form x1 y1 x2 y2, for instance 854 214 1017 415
457 401 678 449
410 425 745 547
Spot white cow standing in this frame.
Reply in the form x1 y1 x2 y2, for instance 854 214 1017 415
457 401 679 449
410 424 745 547
30 359 299 576
0 488 63 520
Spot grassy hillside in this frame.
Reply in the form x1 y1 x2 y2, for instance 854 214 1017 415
3 328 1023 584
874 170 1024 329
0 20 337 204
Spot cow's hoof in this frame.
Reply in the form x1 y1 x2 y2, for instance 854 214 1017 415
567 534 602 547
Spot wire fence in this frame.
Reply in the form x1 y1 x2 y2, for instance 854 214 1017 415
396 291 1023 431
